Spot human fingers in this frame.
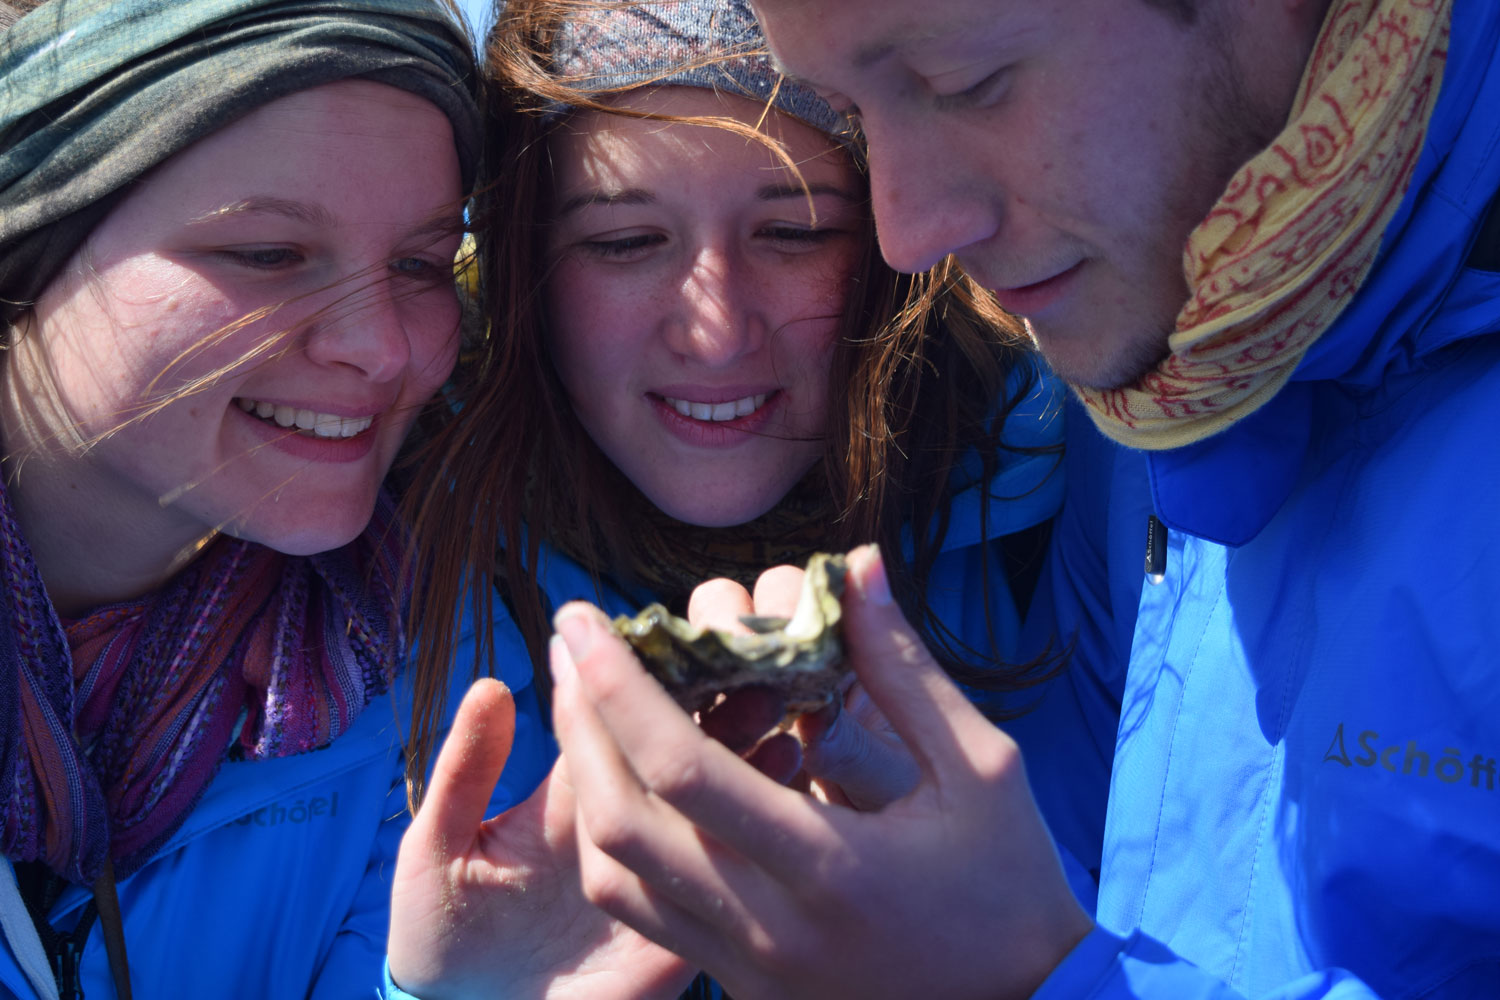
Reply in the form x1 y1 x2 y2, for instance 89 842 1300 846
551 602 831 886
568 810 770 991
551 619 796 961
687 577 756 634
795 693 918 810
412 677 516 849
750 564 803 619
839 545 998 781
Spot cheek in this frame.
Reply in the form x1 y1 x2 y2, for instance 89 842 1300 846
544 269 638 401
408 303 464 392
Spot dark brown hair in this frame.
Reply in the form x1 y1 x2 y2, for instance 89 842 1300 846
400 0 1062 803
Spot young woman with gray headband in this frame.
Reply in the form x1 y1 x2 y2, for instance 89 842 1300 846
388 2 1083 997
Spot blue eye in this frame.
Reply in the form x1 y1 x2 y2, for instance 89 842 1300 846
391 257 431 274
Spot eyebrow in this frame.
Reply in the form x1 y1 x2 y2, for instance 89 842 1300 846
189 196 340 229
553 188 656 219
758 181 861 203
555 181 859 220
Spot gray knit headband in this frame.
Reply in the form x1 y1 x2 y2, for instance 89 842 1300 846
0 0 481 324
548 0 848 138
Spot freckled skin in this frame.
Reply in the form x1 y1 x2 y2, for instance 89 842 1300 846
544 87 863 527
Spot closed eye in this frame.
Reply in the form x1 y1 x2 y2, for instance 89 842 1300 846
759 226 845 252
217 247 303 270
933 67 1011 112
581 232 667 260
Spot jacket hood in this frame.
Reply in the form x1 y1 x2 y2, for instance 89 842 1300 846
1148 0 1500 546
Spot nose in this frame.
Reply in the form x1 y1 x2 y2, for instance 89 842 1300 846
302 272 412 383
863 114 1002 274
661 244 765 367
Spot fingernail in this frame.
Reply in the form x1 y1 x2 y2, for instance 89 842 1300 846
852 544 892 606
552 604 597 661
548 633 577 689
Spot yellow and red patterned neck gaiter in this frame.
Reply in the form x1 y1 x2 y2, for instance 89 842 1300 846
1077 0 1451 450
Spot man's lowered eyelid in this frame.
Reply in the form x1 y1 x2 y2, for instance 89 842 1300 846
931 66 1012 112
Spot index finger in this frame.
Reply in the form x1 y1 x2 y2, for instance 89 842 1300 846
838 546 1008 782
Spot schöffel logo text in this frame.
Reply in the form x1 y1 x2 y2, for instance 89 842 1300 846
1324 723 1495 789
235 793 340 827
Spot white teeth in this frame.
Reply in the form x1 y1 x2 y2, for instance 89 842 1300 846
664 393 769 422
236 398 374 439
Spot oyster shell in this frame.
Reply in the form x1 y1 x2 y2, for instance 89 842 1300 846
610 552 848 714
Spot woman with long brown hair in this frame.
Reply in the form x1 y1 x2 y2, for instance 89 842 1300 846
387 2 1071 996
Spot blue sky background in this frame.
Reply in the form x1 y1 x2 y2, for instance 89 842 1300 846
456 0 494 45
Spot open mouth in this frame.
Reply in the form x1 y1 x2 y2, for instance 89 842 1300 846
235 397 373 439
659 392 770 422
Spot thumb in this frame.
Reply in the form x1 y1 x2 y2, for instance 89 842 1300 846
412 677 516 852
840 544 992 779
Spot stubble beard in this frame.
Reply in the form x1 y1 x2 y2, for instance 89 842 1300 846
1072 3 1291 393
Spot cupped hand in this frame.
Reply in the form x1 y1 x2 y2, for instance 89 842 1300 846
548 544 1094 1000
387 678 694 1000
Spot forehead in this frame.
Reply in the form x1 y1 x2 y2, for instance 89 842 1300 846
117 81 459 231
752 0 988 75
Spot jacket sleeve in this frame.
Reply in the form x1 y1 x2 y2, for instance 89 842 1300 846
1034 927 1384 1000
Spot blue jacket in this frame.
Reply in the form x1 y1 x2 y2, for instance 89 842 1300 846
0 614 554 999
1029 3 1500 996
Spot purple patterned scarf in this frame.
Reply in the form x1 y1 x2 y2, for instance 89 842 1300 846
0 478 405 884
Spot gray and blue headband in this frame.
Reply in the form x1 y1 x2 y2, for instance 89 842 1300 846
548 0 848 138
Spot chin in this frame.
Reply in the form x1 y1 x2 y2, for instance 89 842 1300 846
1027 318 1171 390
651 489 783 530
233 517 372 557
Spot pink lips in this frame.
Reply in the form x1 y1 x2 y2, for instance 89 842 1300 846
989 262 1082 317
